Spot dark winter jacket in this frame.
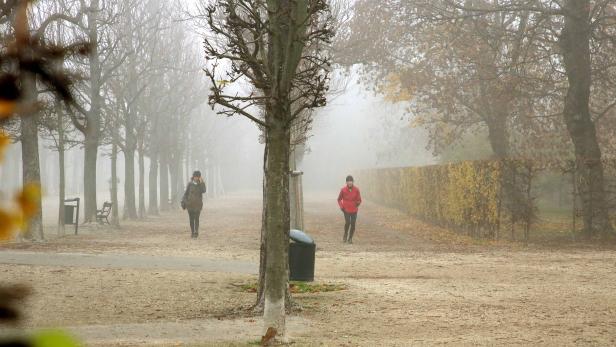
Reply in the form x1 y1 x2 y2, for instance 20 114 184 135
338 186 362 214
183 181 206 212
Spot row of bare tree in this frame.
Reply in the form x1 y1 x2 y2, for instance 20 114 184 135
1 0 209 239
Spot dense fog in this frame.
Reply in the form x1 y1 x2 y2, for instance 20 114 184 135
302 78 435 192
0 69 437 224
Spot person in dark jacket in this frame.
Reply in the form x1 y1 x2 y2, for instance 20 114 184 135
182 170 207 238
337 175 362 244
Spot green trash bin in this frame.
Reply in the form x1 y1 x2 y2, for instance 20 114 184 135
64 205 76 224
289 229 315 282
64 198 80 234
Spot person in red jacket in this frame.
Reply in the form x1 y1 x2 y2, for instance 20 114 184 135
337 175 362 244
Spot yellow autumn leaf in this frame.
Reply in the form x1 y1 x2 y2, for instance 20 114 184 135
379 73 415 103
216 80 230 87
0 210 20 241
0 131 9 161
0 100 17 118
16 183 41 218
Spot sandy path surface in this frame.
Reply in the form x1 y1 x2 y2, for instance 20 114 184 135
2 192 616 346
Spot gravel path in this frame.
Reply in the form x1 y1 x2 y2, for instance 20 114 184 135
0 251 257 274
70 316 310 346
2 192 616 346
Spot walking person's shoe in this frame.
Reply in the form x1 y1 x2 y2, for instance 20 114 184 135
348 229 355 244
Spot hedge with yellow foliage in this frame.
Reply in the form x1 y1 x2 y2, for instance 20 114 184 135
359 161 506 237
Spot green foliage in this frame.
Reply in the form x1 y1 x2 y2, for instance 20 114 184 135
237 281 347 294
31 330 81 347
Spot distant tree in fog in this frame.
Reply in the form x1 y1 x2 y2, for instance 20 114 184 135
105 0 167 220
40 100 82 234
60 0 137 223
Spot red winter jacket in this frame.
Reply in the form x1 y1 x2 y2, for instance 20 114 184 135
338 186 362 213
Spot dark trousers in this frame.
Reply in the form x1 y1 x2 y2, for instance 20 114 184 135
343 211 357 242
188 210 201 236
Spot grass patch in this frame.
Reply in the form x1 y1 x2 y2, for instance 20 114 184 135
289 282 347 293
235 281 347 294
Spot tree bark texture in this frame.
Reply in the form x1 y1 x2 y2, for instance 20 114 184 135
560 0 613 236
123 146 137 219
262 122 291 335
138 148 146 218
19 74 43 240
148 153 159 215
159 153 170 211
111 142 120 227
83 0 102 223
57 107 66 235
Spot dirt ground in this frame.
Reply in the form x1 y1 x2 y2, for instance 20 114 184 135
2 192 616 346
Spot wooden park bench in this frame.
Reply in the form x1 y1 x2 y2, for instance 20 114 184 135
96 202 113 225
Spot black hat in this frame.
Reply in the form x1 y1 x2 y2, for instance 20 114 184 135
346 175 354 182
193 170 202 177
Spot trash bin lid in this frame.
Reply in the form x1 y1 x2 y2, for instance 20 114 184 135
290 229 314 244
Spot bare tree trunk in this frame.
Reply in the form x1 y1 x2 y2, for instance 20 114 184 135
20 120 43 240
159 153 170 211
123 103 137 219
256 146 294 314
256 140 269 310
138 148 146 218
20 72 43 241
169 158 179 209
14 0 42 236
263 122 291 335
83 135 99 223
123 146 137 219
58 144 66 235
170 154 182 207
560 0 613 237
57 107 66 236
83 0 102 223
486 114 509 159
111 142 120 227
148 110 161 215
148 153 159 215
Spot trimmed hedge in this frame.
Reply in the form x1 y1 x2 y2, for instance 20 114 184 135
361 159 616 240
359 161 505 236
